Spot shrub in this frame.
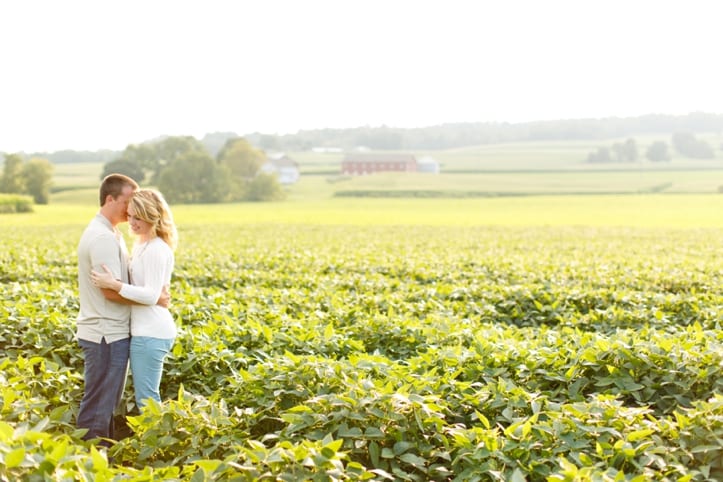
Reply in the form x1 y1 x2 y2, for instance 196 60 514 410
0 194 33 213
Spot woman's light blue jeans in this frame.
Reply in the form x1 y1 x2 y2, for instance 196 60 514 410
130 336 174 409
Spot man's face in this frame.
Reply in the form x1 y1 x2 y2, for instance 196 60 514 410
110 185 135 224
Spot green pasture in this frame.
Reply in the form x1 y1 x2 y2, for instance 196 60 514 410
374 135 723 172
47 150 723 212
287 135 723 172
19 146 723 230
323 170 723 195
50 161 104 190
48 170 723 204
427 140 599 170
4 194 723 230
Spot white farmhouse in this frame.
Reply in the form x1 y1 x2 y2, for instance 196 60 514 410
260 153 300 184
416 156 440 174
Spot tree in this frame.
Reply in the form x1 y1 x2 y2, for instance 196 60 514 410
258 134 280 150
157 136 206 164
246 172 285 202
586 147 611 163
114 136 206 184
217 138 267 200
1 153 26 193
21 157 53 204
611 143 626 162
100 159 145 183
201 132 239 157
157 151 231 204
117 143 158 172
622 138 637 162
592 138 638 163
217 138 266 178
672 132 714 159
646 141 671 162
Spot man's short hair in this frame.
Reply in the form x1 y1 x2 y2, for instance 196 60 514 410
99 173 139 207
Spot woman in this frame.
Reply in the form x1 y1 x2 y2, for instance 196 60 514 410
92 188 177 409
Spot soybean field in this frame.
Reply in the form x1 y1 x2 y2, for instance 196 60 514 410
0 196 721 481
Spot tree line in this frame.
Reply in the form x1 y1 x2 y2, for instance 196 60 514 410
5 113 723 164
248 112 723 152
102 136 284 204
586 132 719 163
1 136 286 205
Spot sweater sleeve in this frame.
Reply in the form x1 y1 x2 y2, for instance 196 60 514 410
119 241 171 305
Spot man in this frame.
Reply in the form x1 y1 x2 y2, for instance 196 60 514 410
76 173 168 445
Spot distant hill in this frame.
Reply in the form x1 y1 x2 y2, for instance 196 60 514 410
22 149 120 164
4 113 722 163
246 112 723 151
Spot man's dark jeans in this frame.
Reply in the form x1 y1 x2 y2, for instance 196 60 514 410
77 337 129 446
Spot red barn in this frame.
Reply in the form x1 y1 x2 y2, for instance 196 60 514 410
341 153 417 175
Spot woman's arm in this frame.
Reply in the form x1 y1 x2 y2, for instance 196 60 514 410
98 284 170 307
92 242 172 306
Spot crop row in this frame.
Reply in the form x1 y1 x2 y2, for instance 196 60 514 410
0 223 721 480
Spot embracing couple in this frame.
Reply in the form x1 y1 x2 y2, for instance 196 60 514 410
75 173 177 446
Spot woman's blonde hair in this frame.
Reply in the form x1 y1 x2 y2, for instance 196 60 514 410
130 189 178 250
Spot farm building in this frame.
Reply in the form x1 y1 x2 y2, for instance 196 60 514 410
260 153 300 184
341 153 418 175
416 156 440 174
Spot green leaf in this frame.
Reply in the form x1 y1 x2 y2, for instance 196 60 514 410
369 441 381 467
364 426 385 438
323 438 343 453
5 447 25 468
338 424 363 437
579 453 593 465
369 468 395 480
475 410 490 429
194 460 223 471
399 453 427 469
627 429 654 442
393 441 415 455
90 446 107 470
190 468 206 482
0 421 14 440
510 468 527 482
691 445 719 453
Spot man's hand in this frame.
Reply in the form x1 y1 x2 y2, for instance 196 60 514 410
157 285 171 308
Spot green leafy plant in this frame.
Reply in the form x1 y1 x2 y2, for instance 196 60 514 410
1 223 721 480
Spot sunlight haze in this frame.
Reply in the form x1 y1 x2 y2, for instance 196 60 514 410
1 0 721 152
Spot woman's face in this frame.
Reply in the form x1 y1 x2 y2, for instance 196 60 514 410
127 204 153 239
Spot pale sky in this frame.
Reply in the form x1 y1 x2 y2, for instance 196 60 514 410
1 0 721 153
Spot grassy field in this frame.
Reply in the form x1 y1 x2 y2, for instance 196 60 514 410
33 154 723 230
325 170 723 194
46 136 723 206
50 161 105 190
290 135 723 172
5 194 722 230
